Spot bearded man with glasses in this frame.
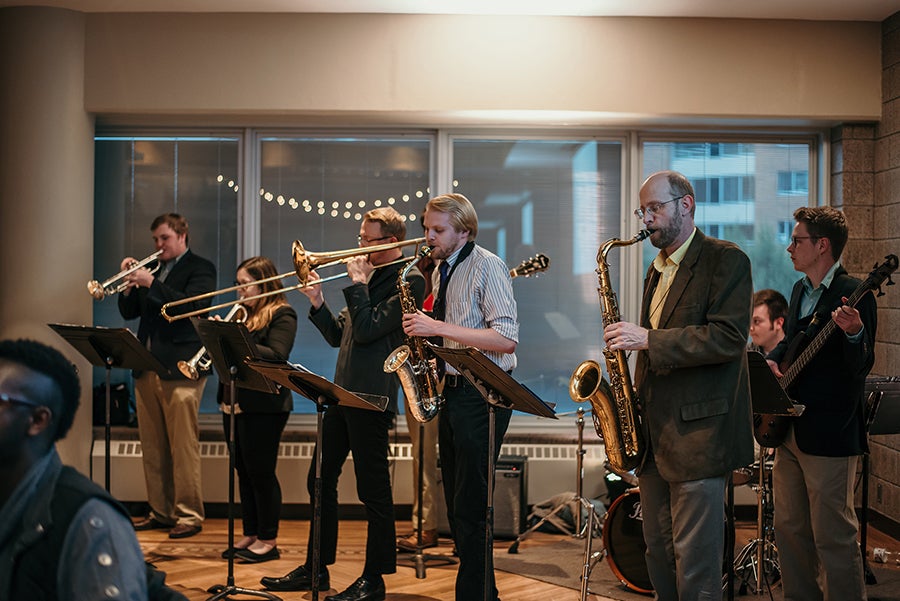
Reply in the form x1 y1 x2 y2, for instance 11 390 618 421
604 170 754 600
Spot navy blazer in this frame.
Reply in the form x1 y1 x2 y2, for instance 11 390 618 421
118 249 217 379
634 230 755 482
768 265 876 457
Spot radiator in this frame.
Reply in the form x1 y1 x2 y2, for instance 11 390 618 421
90 440 757 506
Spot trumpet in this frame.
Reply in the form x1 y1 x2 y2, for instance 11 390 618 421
160 236 426 322
87 250 163 300
177 303 248 380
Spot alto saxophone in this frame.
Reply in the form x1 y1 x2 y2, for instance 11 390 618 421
383 246 444 422
569 229 650 473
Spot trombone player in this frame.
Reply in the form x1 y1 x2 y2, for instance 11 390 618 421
117 212 216 539
261 207 425 601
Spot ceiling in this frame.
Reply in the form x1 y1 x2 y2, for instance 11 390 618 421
1 0 898 22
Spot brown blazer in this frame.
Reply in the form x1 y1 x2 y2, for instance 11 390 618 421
634 230 754 482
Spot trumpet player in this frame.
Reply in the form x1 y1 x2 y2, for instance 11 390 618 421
216 256 297 564
261 207 425 601
603 171 753 600
118 213 216 539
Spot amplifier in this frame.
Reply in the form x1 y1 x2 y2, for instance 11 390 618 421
436 455 527 539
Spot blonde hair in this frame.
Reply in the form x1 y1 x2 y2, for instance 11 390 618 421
425 193 478 239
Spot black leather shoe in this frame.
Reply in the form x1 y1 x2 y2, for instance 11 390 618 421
325 576 385 601
260 565 330 592
235 546 280 563
133 516 171 531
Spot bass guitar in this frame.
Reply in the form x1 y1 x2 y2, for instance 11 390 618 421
753 254 897 447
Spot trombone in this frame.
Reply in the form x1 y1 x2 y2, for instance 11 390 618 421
160 236 426 322
88 250 163 300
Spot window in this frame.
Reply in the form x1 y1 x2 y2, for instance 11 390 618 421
256 135 432 407
452 137 624 406
777 170 809 195
93 136 240 411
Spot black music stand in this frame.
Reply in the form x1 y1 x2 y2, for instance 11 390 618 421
860 376 900 585
193 319 281 601
48 323 167 492
733 350 800 597
246 359 387 601
427 343 557 601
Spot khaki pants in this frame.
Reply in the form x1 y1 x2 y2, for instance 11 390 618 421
134 372 206 527
404 399 439 531
773 428 866 601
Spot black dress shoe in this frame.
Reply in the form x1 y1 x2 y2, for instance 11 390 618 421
260 565 330 592
325 576 385 601
235 546 280 563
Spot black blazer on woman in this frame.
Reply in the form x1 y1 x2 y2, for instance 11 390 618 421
217 304 298 413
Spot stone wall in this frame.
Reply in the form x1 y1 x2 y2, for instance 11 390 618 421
860 10 900 525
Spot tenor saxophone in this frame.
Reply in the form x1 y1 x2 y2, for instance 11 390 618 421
569 229 650 473
383 246 444 422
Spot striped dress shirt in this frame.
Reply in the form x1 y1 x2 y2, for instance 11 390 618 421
433 243 519 373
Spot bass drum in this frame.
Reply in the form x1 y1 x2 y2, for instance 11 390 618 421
603 490 652 594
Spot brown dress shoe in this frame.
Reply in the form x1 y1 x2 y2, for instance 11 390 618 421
168 523 202 539
396 529 438 551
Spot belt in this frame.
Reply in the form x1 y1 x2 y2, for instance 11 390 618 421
444 370 512 389
443 374 467 388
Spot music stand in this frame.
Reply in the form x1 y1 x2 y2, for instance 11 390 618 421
427 343 556 601
860 376 900 585
396 417 458 577
48 323 167 492
193 319 280 601
246 359 386 601
735 351 800 596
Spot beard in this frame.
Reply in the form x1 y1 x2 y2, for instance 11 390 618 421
650 209 684 250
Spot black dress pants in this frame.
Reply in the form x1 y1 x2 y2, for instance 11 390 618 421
223 411 290 540
439 380 512 601
306 404 397 575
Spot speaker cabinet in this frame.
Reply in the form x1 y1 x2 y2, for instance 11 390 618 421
436 455 527 539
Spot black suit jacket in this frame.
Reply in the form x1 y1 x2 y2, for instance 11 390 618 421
768 265 876 456
634 230 755 482
309 261 425 415
118 249 217 379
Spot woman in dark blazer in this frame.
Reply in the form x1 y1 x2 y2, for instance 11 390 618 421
217 256 297 563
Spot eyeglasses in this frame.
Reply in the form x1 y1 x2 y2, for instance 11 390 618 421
0 393 41 409
357 235 390 245
789 236 819 246
634 195 686 220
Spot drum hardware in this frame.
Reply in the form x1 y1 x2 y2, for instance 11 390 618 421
729 445 781 595
506 407 607 601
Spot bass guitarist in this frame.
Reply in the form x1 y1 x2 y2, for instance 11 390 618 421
766 206 876 601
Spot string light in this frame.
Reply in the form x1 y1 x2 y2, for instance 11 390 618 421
227 175 435 223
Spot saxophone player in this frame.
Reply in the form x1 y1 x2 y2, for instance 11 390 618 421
402 193 518 601
604 171 753 600
260 207 425 601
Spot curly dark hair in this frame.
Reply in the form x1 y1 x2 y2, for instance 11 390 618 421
0 339 81 441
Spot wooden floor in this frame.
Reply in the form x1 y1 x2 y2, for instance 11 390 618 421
138 517 900 601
